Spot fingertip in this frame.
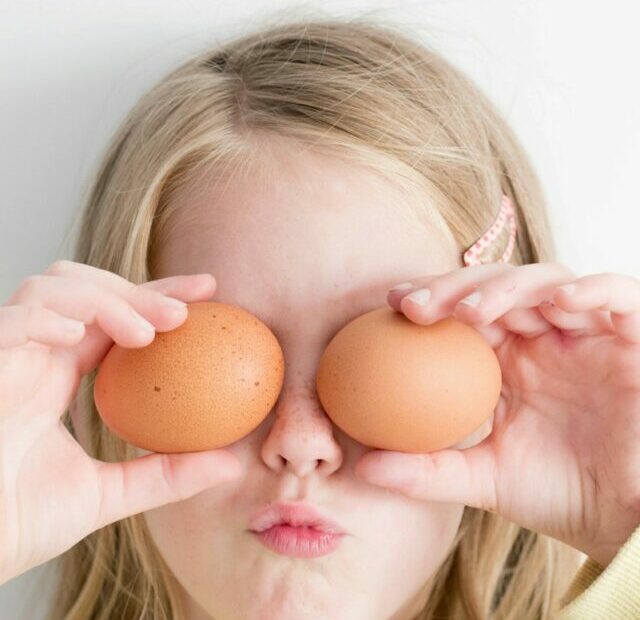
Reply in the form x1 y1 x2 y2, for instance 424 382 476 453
386 291 402 311
553 283 578 306
194 273 217 290
399 299 434 326
388 282 415 295
200 449 243 479
221 456 244 480
354 456 369 480
453 302 488 327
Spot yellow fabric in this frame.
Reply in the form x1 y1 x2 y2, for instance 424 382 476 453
555 522 640 619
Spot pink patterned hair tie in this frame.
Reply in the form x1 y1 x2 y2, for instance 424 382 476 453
463 194 517 266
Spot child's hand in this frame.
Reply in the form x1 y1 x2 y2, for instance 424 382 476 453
355 262 640 568
0 261 242 585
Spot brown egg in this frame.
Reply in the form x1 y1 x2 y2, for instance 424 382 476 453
316 307 502 453
94 301 285 453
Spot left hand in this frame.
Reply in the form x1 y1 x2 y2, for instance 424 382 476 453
355 262 640 568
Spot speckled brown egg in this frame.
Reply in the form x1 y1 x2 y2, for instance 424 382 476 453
316 307 502 453
94 301 285 453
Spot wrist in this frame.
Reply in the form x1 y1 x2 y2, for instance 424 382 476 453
580 542 621 569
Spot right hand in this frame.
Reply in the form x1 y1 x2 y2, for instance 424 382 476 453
0 260 243 585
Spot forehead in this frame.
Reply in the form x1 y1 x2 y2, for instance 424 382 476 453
153 144 460 336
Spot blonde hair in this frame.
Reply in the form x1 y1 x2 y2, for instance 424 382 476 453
49 16 582 620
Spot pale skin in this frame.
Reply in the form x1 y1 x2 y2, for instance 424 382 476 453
138 140 476 620
0 139 475 619
141 137 640 618
0 267 245 585
363 261 640 568
0 136 638 618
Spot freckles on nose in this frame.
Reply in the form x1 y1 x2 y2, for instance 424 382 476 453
261 401 343 473
272 405 329 439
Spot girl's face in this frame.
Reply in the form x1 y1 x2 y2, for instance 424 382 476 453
137 139 484 620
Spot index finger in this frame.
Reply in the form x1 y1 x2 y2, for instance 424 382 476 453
44 260 217 302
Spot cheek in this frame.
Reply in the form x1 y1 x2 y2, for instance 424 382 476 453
138 437 252 566
142 487 237 591
383 499 464 570
144 498 208 567
353 493 465 595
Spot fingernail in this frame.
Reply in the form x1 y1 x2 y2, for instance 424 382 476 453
558 284 576 295
459 290 482 307
62 318 84 335
135 314 156 332
405 288 431 306
161 296 187 309
389 282 414 293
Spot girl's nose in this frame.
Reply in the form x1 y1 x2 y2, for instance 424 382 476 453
260 384 343 477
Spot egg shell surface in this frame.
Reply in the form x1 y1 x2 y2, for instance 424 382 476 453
94 301 285 453
316 307 502 453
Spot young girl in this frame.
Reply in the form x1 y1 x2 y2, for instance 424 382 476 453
1 17 639 620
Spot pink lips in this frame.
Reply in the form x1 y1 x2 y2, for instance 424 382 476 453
248 501 348 558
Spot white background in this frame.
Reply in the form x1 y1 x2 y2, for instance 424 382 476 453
1 1 639 618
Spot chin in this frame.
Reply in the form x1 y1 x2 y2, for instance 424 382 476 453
191 567 374 620
221 596 368 620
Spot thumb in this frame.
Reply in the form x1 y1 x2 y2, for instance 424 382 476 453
355 444 498 512
93 449 242 528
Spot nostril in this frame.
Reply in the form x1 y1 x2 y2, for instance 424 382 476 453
279 458 323 476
